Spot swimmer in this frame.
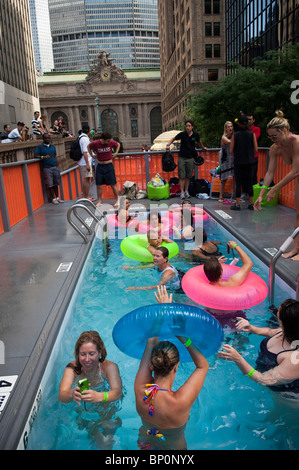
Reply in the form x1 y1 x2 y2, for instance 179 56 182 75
126 246 180 291
146 229 174 255
218 299 299 395
179 228 222 262
135 285 209 450
203 241 253 287
172 208 195 240
253 110 299 260
136 211 165 234
58 331 122 405
116 197 133 225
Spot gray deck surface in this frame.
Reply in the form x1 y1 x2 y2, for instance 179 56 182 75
0 189 298 449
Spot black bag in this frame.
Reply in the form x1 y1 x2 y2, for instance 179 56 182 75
189 178 210 196
162 151 177 172
70 135 84 161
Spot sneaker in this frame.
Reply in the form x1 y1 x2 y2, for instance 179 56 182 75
230 204 241 211
180 191 185 199
185 191 191 198
56 198 64 203
247 204 254 210
52 199 59 205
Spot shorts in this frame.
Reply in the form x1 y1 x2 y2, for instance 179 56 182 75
43 166 61 188
96 162 117 186
79 164 93 179
178 157 194 180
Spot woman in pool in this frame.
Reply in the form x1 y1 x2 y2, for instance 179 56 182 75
254 110 299 260
179 228 223 262
58 330 122 406
136 211 165 234
218 299 299 397
126 246 180 290
135 286 209 450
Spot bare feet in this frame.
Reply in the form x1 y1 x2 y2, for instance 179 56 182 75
291 254 299 261
282 249 298 259
218 198 223 203
96 201 102 207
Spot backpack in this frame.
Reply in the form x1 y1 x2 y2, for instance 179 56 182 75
70 135 84 161
162 151 177 172
189 178 210 196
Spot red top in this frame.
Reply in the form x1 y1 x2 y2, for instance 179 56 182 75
251 125 260 158
89 139 119 162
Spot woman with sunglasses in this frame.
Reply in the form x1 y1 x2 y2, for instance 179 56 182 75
253 110 299 260
218 299 299 398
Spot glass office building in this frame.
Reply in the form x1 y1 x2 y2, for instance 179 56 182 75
49 0 160 71
226 0 299 71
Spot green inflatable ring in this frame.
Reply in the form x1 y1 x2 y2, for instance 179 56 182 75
121 234 179 262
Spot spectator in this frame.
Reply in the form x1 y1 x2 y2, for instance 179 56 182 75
77 125 94 200
40 115 50 134
219 121 234 202
247 113 261 186
35 133 64 205
229 115 258 211
166 120 207 200
0 124 12 141
50 120 61 135
1 122 28 143
32 111 44 139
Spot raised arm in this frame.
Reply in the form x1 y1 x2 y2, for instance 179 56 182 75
224 242 253 287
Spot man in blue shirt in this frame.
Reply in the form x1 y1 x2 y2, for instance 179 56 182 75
35 133 64 204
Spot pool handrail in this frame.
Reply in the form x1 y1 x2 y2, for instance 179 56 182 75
268 227 299 306
67 199 107 243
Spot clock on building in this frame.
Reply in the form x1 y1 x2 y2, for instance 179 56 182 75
100 68 111 81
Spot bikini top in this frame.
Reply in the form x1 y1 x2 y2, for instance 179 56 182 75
199 242 221 257
256 332 299 393
143 384 174 416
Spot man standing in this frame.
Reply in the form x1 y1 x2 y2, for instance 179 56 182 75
32 111 44 140
35 133 64 205
166 120 207 199
1 122 28 143
77 126 94 200
87 132 120 207
247 113 261 185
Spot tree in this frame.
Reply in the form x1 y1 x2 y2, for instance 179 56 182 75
187 44 299 147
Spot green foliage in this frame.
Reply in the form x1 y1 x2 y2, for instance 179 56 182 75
186 44 299 147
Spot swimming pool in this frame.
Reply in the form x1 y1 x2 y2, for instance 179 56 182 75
24 209 299 450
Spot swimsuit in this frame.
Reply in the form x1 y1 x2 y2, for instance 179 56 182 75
256 333 299 393
159 265 181 289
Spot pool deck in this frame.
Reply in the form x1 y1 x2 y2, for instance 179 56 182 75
0 190 298 449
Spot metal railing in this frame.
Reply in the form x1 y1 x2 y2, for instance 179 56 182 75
268 227 299 306
67 198 107 243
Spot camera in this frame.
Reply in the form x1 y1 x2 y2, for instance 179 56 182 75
78 378 89 393
227 243 230 254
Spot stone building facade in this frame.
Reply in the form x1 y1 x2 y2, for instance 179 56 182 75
37 53 162 152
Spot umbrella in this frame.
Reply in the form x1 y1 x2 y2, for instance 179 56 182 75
151 130 181 150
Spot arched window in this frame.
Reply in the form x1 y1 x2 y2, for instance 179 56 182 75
50 111 69 130
101 109 119 138
150 107 162 143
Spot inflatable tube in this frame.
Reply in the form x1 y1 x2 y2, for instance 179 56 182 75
112 303 224 362
121 234 179 262
182 264 268 311
170 206 208 226
107 214 138 230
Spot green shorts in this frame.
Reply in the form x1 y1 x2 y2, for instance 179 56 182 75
178 157 194 179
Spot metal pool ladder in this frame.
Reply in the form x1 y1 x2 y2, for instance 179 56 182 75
67 198 107 243
268 227 299 306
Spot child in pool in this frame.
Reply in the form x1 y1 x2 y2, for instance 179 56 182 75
146 229 174 255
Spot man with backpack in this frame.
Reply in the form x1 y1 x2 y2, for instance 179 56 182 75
166 120 207 199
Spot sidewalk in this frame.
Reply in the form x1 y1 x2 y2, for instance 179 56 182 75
0 194 298 449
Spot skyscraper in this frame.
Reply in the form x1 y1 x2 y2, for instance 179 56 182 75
48 0 160 71
29 0 54 74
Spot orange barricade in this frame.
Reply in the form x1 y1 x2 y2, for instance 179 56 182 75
2 166 28 227
27 162 44 211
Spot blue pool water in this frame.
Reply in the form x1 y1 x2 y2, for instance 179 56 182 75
26 213 299 450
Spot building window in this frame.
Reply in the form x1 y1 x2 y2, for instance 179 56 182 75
213 0 220 14
131 120 138 137
214 44 221 57
205 44 212 58
205 22 212 36
208 69 218 81
214 22 220 36
205 0 212 14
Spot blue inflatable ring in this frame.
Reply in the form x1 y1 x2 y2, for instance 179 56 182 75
112 303 224 362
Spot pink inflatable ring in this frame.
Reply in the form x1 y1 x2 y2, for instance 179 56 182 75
182 264 268 311
107 214 138 230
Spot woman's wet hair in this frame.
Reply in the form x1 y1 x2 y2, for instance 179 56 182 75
151 341 180 377
74 331 107 369
279 299 299 345
203 256 222 282
267 110 290 131
147 211 162 223
156 246 169 259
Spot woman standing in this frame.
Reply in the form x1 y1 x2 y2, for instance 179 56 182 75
254 110 299 260
219 121 234 202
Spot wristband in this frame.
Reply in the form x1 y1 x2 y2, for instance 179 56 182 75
102 391 108 402
114 153 118 156
261 185 270 190
232 244 238 249
184 338 192 347
41 156 44 159
247 368 255 377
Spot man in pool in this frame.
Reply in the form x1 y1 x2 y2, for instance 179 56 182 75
126 246 180 291
203 241 253 287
